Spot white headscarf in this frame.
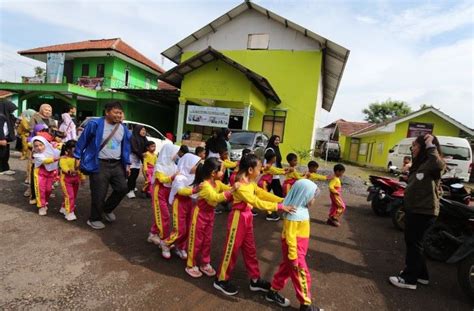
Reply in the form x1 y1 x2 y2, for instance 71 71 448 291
153 144 180 187
168 153 201 204
59 113 77 142
32 135 60 171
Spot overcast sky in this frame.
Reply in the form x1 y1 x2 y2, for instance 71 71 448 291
1 0 473 127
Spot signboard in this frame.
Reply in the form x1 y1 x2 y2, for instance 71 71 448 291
46 53 65 83
407 122 434 138
186 105 230 128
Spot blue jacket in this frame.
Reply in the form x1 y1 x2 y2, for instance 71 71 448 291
74 117 131 173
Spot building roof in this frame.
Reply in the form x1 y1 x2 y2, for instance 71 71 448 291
158 47 281 104
161 0 349 112
336 120 372 136
0 90 13 98
18 38 164 74
352 107 474 137
158 80 178 91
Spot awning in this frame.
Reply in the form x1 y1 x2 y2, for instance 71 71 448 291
158 47 281 104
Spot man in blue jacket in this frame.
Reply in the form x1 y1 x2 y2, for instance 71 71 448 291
74 101 131 230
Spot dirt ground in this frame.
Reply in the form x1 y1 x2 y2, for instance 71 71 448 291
0 155 472 310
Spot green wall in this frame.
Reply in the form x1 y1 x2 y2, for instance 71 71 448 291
73 57 114 85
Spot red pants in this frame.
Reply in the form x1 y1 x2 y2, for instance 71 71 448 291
217 207 260 281
60 173 80 213
34 166 55 208
187 206 215 267
257 174 272 191
142 165 154 194
164 195 192 250
282 178 296 197
150 183 171 239
329 192 346 219
271 238 312 305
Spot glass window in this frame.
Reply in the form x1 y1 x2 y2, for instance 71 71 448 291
247 34 269 50
97 64 105 78
229 132 255 148
398 144 411 155
145 126 163 139
441 145 471 161
81 64 89 76
262 115 286 142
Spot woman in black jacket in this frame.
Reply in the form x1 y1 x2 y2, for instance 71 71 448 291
264 135 283 221
0 100 18 175
127 125 148 198
389 134 445 290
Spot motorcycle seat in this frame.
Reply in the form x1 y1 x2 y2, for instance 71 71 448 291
440 198 474 218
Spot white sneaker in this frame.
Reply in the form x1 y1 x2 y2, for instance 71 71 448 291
174 248 187 260
38 207 47 216
147 233 161 245
389 276 416 290
1 170 16 175
161 242 171 259
126 190 136 199
65 212 77 221
59 207 66 215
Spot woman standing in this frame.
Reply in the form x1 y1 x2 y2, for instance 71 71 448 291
389 134 445 290
264 135 284 221
127 125 148 199
0 100 18 175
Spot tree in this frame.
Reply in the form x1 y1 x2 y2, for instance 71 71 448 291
34 66 45 77
362 99 412 124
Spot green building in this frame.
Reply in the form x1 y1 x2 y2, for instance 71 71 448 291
0 38 178 133
159 1 350 158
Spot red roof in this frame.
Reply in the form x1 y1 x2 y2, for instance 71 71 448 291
337 120 372 136
158 80 178 91
19 38 164 74
0 90 13 98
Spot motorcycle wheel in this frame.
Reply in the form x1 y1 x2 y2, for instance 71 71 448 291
423 223 459 262
457 253 474 301
371 196 389 216
391 205 405 231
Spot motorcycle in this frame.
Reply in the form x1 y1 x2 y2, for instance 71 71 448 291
366 175 405 216
446 219 474 301
423 198 474 262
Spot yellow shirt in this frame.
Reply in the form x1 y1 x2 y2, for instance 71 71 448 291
59 156 85 180
263 166 286 175
329 176 341 194
154 171 173 184
307 172 327 181
286 169 304 180
199 180 231 207
222 159 237 169
282 219 310 260
143 152 157 168
177 187 194 196
233 182 283 212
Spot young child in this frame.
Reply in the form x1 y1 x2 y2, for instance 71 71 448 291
306 161 329 182
219 148 237 184
142 141 157 195
186 157 234 278
229 148 252 186
59 140 85 221
32 136 60 216
401 156 412 175
148 144 180 246
327 164 346 227
258 150 287 221
175 145 189 164
283 153 304 197
160 153 201 259
266 179 320 311
195 146 206 160
213 154 295 296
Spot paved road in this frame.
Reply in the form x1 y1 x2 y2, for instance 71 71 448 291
0 157 472 310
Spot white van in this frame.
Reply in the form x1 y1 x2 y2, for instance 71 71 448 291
387 136 473 182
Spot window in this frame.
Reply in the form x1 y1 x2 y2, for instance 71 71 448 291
81 64 89 76
247 34 269 50
359 143 368 155
124 69 130 87
441 145 471 161
398 144 411 155
96 64 105 78
262 115 286 142
145 78 150 90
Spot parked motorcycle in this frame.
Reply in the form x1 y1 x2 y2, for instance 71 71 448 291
423 198 474 262
366 175 405 216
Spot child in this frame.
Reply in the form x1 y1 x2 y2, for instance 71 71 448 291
266 179 320 311
401 156 412 175
213 154 295 296
32 136 60 216
229 148 252 186
195 146 206 160
148 144 180 245
175 144 189 164
282 153 304 197
59 140 85 221
186 157 234 278
327 164 346 227
258 150 287 221
160 153 201 259
219 148 237 184
306 161 329 182
142 141 157 195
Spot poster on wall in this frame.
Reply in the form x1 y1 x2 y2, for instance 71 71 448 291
46 53 65 83
407 122 433 137
186 105 230 128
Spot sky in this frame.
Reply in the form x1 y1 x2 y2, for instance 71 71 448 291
0 0 473 128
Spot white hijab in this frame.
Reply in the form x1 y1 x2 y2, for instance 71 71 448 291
153 143 180 187
32 135 60 171
168 153 201 204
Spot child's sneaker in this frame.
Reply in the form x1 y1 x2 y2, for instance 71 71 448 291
38 207 47 216
59 207 66 215
65 212 77 221
266 212 280 221
326 218 340 227
160 242 171 259
252 210 258 217
213 279 238 296
265 290 290 307
249 278 271 292
388 276 417 290
147 233 161 245
126 190 136 199
29 199 37 205
23 188 31 197
200 264 216 277
174 248 187 260
185 266 203 278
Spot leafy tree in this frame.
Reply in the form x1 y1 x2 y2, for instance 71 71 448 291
362 99 412 124
34 66 45 77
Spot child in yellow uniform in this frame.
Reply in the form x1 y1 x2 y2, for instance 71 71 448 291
327 164 346 227
283 153 304 196
258 151 287 221
142 141 157 196
306 161 329 182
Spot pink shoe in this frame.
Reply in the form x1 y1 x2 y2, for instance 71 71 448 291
185 266 203 278
200 264 216 277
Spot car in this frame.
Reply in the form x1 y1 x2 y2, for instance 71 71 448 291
78 117 171 154
229 130 269 161
320 140 341 161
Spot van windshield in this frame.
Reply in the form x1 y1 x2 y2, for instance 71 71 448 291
441 145 471 161
230 132 255 148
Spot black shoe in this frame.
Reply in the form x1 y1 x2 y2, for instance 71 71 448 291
213 280 238 296
252 210 258 217
265 290 290 307
300 304 320 311
249 278 271 292
265 212 280 221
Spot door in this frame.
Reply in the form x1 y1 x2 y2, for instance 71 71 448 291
349 142 359 162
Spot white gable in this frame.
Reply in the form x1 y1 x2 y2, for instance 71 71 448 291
184 10 321 52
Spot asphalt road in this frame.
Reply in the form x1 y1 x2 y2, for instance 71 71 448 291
0 156 472 310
